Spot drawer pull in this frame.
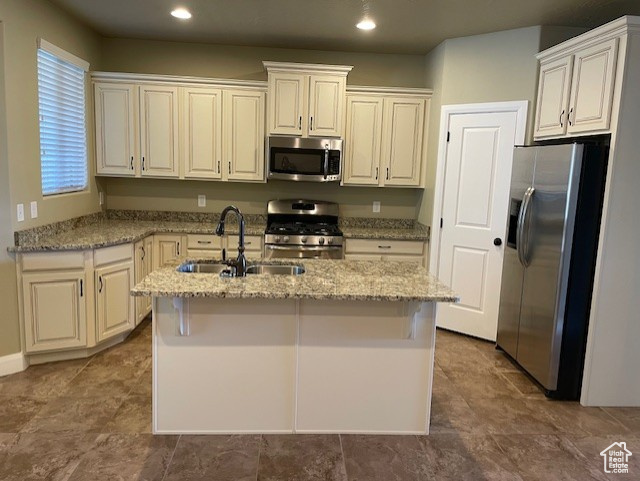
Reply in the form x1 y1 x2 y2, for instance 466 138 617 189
378 245 392 249
197 240 212 245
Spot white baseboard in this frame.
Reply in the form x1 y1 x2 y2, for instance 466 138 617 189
0 351 28 377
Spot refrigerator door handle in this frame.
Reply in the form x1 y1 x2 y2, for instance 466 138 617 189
518 187 535 267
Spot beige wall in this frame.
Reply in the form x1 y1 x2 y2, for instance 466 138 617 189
106 178 422 219
100 38 426 87
99 37 427 216
0 0 103 357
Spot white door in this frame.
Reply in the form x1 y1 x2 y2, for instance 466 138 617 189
139 85 180 177
182 87 223 179
94 83 136 176
342 95 384 186
268 73 305 136
533 56 572 139
435 109 521 340
567 38 618 135
308 75 345 137
223 89 265 182
381 98 425 186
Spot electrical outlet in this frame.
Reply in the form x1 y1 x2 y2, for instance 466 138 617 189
99 192 104 205
30 201 38 219
17 203 24 222
198 195 206 207
372 201 381 213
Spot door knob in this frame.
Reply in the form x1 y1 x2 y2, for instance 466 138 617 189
494 238 503 246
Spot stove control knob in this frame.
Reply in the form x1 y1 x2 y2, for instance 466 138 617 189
301 236 308 243
319 237 325 245
327 237 334 245
275 235 281 243
283 236 290 243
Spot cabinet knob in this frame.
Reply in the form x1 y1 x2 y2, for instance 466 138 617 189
493 238 503 246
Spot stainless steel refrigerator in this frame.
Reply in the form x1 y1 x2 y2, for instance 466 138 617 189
496 142 608 399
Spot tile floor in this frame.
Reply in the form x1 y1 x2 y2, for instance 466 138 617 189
0 319 637 480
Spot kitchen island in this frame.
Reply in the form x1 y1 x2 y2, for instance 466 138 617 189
132 259 456 435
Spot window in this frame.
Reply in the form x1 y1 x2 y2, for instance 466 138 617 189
37 39 89 196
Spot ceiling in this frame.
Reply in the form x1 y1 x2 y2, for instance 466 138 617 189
49 0 640 54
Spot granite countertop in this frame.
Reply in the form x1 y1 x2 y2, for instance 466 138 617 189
10 213 430 252
131 258 457 303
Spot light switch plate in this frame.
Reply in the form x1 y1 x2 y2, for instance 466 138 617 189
373 201 381 213
198 195 206 207
30 201 38 219
17 203 24 222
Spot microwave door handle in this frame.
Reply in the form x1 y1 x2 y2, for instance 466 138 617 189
323 144 329 180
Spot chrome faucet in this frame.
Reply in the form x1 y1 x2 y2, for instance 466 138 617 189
216 205 247 277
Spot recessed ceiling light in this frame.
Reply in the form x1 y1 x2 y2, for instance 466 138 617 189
356 20 376 30
171 8 192 20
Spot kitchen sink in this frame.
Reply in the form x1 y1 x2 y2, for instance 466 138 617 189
177 262 305 276
245 264 305 275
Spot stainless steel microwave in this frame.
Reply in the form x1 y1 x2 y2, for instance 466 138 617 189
268 136 343 182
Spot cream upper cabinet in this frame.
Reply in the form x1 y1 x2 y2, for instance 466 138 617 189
22 270 87 353
381 97 425 186
139 85 180 177
94 82 136 176
264 62 352 138
342 91 429 188
308 75 346 137
534 37 619 139
95 261 135 343
566 38 618 134
343 95 384 185
223 89 265 182
267 73 305 135
534 57 573 138
182 87 223 179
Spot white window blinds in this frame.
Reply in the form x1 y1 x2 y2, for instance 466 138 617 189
37 41 89 196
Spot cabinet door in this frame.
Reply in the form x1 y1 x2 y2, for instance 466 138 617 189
143 236 154 315
94 83 136 176
343 96 384 186
96 262 134 342
567 38 618 135
183 88 223 179
268 73 305 135
533 56 573 139
22 271 87 353
381 98 425 186
134 240 151 325
139 85 180 177
308 75 345 138
154 234 186 269
224 89 265 181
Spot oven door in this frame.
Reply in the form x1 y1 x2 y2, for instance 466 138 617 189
264 245 343 259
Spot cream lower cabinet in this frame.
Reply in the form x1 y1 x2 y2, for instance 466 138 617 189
344 239 426 266
343 90 430 188
22 270 87 353
154 234 187 269
186 234 222 259
95 261 134 343
134 236 153 324
534 37 619 139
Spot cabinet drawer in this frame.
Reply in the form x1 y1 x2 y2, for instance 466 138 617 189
21 251 85 272
94 243 134 267
186 249 218 259
187 234 222 250
243 236 263 252
345 239 424 255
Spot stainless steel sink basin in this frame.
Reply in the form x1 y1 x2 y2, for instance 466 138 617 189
245 264 305 275
177 263 229 274
177 262 305 276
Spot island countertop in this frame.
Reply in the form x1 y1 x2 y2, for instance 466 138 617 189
131 259 457 303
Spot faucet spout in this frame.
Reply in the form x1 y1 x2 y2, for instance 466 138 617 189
217 205 247 277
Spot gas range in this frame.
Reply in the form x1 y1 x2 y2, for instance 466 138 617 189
264 200 344 259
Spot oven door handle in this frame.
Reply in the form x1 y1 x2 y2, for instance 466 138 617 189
265 245 343 251
323 144 329 180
